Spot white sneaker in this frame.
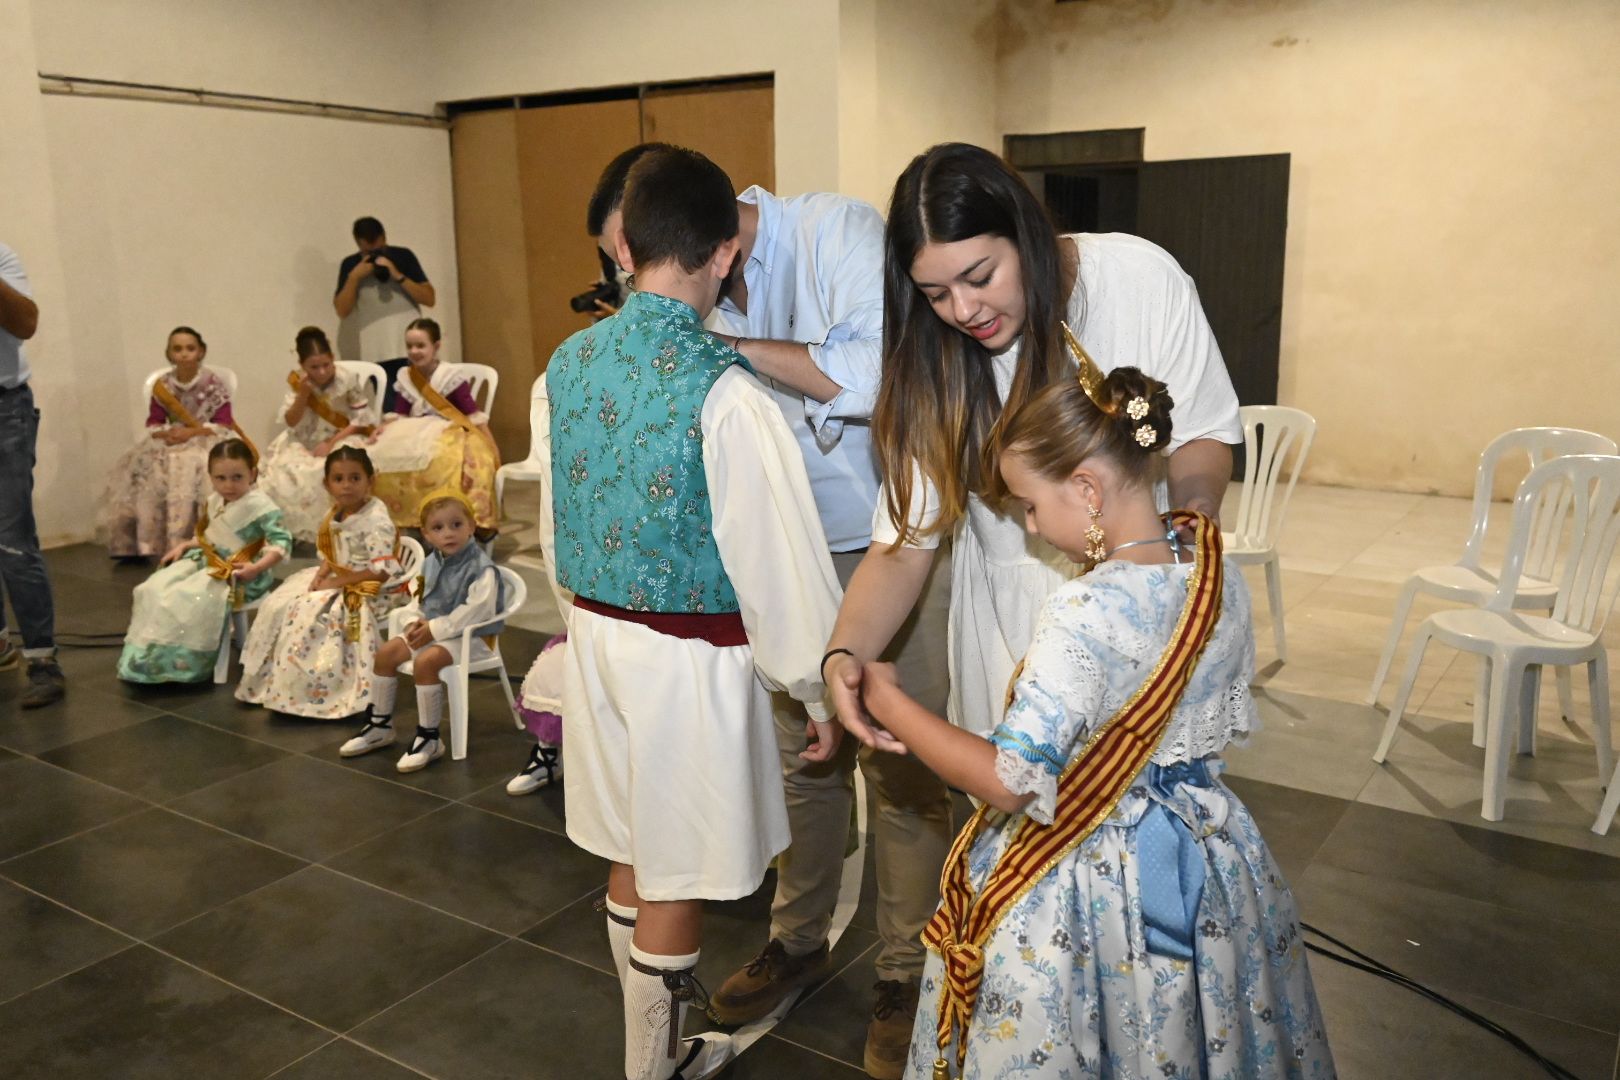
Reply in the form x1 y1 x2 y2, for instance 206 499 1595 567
505 744 562 796
674 1033 735 1080
396 729 445 773
339 717 395 758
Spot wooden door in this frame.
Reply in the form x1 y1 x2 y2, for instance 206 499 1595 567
450 109 534 462
1135 154 1290 411
515 98 643 396
642 81 775 194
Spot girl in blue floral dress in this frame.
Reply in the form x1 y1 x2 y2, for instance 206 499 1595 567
852 364 1334 1079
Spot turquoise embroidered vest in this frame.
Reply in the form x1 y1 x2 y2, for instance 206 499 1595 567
548 290 744 613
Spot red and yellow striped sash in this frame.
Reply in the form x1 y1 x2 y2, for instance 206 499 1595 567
922 510 1224 1078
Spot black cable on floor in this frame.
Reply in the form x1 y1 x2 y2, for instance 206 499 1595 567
1300 922 1584 1080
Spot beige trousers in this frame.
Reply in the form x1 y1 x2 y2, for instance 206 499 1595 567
769 545 954 981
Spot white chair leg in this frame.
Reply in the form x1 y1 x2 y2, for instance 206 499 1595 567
1473 657 1491 749
1263 555 1287 662
1367 579 1419 705
233 610 250 648
1595 761 1620 836
1555 664 1576 723
495 654 523 730
446 664 470 761
1515 665 1540 757
1481 659 1519 822
1589 654 1613 786
1374 627 1431 763
213 618 232 685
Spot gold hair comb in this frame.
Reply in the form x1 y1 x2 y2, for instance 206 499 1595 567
1061 321 1111 415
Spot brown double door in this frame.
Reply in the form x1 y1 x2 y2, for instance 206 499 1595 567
450 80 774 461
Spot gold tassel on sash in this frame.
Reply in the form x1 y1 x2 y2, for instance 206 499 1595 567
317 506 383 642
195 505 266 611
153 375 259 465
923 511 1224 1077
408 366 477 432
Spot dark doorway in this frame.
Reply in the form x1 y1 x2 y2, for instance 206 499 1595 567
1035 153 1290 416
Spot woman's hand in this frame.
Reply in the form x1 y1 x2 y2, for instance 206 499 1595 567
828 653 908 754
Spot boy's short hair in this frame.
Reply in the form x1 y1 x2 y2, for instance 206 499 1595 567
419 492 475 526
352 216 385 243
621 148 739 274
586 143 673 237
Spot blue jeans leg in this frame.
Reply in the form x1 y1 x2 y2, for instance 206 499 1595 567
0 384 56 655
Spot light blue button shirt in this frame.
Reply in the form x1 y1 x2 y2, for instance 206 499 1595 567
0 242 32 389
709 187 884 552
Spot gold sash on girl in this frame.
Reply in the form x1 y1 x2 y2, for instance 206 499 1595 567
408 366 477 433
317 507 383 642
195 505 267 611
922 510 1224 1079
153 376 260 464
287 371 370 436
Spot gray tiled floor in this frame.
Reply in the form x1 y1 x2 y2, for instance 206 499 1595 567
3 520 1619 1079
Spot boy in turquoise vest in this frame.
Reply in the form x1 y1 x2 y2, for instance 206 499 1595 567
539 147 842 1080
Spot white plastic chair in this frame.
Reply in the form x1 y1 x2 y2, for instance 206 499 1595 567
213 596 261 684
452 363 499 420
389 536 426 595
1221 406 1315 662
494 377 548 538
335 360 388 422
395 562 528 761
1373 455 1620 822
139 365 239 440
1367 428 1617 709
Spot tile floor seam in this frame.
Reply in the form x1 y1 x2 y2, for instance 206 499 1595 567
762 1027 874 1071
0 874 143 1008
0 803 152 866
338 934 525 1042
308 800 462 867
259 1036 342 1079
164 749 455 814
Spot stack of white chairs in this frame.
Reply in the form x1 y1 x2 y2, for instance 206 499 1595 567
494 376 548 557
1372 453 1620 823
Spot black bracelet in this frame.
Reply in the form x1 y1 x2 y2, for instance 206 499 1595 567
820 647 855 682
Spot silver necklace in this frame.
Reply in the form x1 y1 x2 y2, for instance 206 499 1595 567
1104 517 1184 563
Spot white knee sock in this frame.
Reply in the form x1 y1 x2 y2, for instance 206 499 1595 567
416 683 445 732
605 898 638 984
624 944 700 1080
369 674 398 722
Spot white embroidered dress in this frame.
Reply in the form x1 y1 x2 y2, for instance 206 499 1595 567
235 497 401 718
259 367 378 543
907 563 1335 1078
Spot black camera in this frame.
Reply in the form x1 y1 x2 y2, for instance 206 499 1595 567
367 248 392 283
568 249 623 314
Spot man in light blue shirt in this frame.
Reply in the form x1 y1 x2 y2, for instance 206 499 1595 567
586 148 954 1079
0 241 64 707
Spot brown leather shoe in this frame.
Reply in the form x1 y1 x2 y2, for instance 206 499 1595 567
709 939 829 1025
864 979 920 1080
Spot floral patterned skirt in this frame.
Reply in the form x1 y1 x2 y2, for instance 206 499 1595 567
372 418 498 531
908 768 1336 1079
235 566 396 719
259 431 369 544
100 434 224 557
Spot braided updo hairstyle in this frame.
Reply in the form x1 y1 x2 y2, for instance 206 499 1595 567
985 366 1174 500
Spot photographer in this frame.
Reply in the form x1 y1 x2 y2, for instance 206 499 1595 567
333 217 434 411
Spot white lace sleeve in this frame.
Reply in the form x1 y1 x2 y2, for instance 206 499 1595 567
988 581 1108 825
1153 561 1260 762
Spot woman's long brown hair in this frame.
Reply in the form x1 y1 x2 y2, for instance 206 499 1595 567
875 143 1078 545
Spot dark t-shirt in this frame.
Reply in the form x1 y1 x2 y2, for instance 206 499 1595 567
335 245 429 294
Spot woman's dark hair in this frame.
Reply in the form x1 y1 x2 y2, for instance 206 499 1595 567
207 438 256 469
324 445 375 478
168 325 207 355
406 316 441 343
621 147 738 274
987 366 1174 502
294 326 332 362
874 143 1075 544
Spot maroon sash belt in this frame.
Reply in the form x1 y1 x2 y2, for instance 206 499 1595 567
573 596 748 647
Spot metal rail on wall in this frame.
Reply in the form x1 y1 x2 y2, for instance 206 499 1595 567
38 72 448 129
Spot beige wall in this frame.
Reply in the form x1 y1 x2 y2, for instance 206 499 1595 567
24 0 458 544
426 0 845 196
1 0 92 547
997 0 1620 496
838 0 1001 211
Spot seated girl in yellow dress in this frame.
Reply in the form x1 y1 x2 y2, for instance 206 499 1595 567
259 326 377 543
368 317 499 534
